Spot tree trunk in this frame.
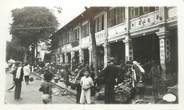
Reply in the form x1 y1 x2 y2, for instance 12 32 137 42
31 42 36 65
89 18 98 78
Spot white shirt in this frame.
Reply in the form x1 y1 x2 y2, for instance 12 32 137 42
23 65 30 76
80 76 94 89
16 67 22 79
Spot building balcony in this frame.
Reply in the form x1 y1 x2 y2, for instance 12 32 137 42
95 30 105 45
80 36 90 48
108 22 127 41
130 10 161 32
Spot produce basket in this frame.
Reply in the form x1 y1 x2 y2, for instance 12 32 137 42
115 83 132 103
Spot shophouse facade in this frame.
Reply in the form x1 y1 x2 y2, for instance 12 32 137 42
51 7 177 79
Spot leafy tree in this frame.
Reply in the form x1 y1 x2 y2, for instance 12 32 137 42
9 7 58 62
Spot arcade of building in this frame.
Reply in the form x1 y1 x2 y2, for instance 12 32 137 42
50 7 177 79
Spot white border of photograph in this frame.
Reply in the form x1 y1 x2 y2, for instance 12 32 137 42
0 0 184 110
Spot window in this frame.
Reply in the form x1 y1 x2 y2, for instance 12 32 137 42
95 15 104 32
108 7 125 27
66 31 69 44
62 31 69 45
130 7 158 18
82 23 89 38
73 28 79 41
69 29 73 42
59 37 63 46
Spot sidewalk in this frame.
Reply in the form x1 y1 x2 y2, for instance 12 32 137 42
5 73 76 104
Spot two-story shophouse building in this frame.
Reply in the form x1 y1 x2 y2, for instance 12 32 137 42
51 7 177 79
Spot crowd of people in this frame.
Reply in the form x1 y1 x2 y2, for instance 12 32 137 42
6 57 164 104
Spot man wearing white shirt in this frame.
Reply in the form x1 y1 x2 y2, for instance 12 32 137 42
23 63 31 85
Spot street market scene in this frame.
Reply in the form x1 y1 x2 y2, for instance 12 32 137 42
5 6 178 104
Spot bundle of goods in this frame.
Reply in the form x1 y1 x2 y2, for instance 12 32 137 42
114 83 132 103
95 87 105 100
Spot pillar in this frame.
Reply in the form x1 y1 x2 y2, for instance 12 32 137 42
103 43 110 67
125 7 130 31
88 46 92 65
79 49 84 63
123 7 133 62
156 27 171 80
103 8 110 67
123 35 133 62
64 53 68 64
71 51 75 64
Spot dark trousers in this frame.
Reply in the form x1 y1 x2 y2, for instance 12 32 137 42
25 76 29 84
153 89 159 103
136 86 145 99
105 84 115 104
14 79 22 100
76 84 81 104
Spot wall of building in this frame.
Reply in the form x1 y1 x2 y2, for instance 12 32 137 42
53 7 177 78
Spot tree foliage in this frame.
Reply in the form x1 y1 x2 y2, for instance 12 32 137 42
7 7 58 61
10 7 58 47
6 39 25 61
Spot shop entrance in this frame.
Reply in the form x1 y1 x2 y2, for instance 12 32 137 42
74 51 79 64
83 49 89 64
132 34 160 64
110 41 125 65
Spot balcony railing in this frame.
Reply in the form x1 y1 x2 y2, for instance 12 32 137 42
108 22 126 39
95 30 105 44
81 36 90 48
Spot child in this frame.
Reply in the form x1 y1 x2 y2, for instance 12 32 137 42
39 70 53 104
80 68 94 104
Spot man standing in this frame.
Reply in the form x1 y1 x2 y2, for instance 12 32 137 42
74 65 85 104
99 57 119 104
14 62 24 100
7 63 18 91
23 63 31 85
149 61 162 103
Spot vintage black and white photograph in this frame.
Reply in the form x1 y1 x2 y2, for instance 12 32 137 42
2 0 179 105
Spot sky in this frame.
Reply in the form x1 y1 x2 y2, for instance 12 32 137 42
0 0 179 42
0 0 86 42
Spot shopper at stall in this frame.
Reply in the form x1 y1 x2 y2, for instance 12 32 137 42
133 61 146 100
39 70 53 104
99 57 119 104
